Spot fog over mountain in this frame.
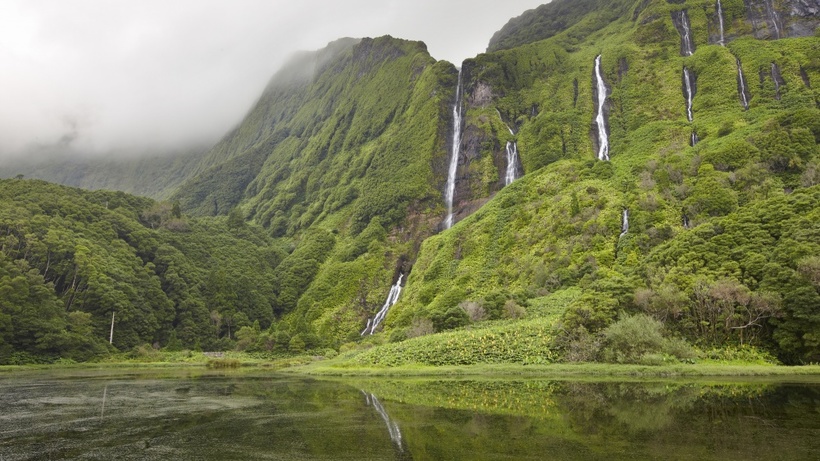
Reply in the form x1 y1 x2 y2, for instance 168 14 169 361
0 0 545 159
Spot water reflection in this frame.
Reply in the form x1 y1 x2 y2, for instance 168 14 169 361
362 390 404 451
0 370 818 460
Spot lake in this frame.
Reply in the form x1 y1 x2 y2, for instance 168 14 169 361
1 369 819 460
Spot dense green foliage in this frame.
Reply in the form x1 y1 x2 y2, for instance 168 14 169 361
0 179 285 363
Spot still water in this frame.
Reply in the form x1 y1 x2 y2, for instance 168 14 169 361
1 369 819 460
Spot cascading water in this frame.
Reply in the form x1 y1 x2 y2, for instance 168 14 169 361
619 209 629 238
361 274 403 336
504 124 519 185
683 214 691 229
683 67 696 122
362 391 403 451
673 10 696 56
771 62 784 100
716 0 726 46
505 141 519 186
691 132 699 146
737 59 750 110
593 55 610 161
765 0 782 39
444 69 463 230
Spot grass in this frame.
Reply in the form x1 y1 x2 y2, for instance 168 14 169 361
284 360 820 378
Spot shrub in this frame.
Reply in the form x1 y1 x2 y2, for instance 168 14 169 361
460 301 487 322
601 314 665 363
406 318 435 339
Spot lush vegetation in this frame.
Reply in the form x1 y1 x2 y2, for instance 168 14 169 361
0 179 288 364
1 1 818 367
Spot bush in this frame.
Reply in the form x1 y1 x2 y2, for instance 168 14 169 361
600 314 695 364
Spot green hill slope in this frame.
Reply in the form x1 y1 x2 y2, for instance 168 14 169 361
377 0 820 363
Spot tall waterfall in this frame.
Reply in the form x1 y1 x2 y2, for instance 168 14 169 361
673 10 696 56
619 209 629 238
444 69 464 230
593 55 610 161
737 59 750 110
716 0 726 46
363 391 403 451
361 274 403 336
683 67 696 122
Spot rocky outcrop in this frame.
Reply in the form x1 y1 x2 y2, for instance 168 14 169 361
744 0 820 39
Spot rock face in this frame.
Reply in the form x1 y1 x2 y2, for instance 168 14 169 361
744 0 820 39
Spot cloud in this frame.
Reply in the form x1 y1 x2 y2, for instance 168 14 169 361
0 0 545 159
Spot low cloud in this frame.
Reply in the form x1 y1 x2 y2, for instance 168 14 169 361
0 0 545 160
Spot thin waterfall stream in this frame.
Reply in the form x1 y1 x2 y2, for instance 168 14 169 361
593 55 610 161
737 59 750 110
717 0 726 45
619 209 629 238
444 69 463 230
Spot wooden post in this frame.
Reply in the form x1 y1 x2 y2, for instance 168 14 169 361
109 311 115 344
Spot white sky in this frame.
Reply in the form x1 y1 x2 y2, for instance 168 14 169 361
0 0 546 158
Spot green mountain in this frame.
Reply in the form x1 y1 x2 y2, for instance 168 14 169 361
1 0 818 364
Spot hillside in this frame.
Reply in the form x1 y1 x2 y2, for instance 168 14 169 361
381 0 820 363
0 179 288 362
1 0 818 365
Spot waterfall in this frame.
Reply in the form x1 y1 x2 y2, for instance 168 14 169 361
737 59 750 110
361 274 404 336
765 0 781 39
593 55 610 161
716 0 726 46
363 391 403 451
505 141 519 185
683 214 691 229
683 67 696 122
444 69 463 230
691 132 699 146
673 10 696 56
500 120 519 185
619 209 629 238
771 63 784 100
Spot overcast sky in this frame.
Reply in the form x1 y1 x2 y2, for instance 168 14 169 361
0 0 546 159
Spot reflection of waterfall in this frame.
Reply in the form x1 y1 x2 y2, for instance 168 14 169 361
444 69 464 230
673 10 696 56
716 0 726 46
361 274 404 336
737 59 750 110
683 67 696 122
363 391 403 451
593 55 610 161
619 209 629 238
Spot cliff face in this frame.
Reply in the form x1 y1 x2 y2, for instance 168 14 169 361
744 0 820 39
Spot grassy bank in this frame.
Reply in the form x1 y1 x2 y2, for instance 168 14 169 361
284 360 820 378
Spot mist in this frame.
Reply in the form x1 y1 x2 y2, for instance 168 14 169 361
0 0 546 160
